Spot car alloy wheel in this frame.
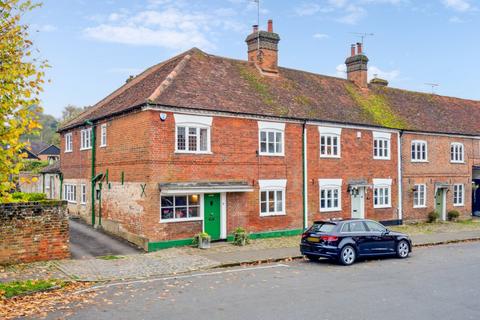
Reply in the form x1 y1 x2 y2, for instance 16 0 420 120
397 240 410 259
340 245 356 265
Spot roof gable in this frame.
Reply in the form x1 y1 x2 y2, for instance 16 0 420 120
38 145 60 155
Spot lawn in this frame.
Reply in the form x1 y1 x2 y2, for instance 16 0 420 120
390 219 480 235
0 279 63 298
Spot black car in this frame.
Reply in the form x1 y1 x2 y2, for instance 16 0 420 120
300 219 412 265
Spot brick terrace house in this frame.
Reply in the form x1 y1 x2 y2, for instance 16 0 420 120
59 20 480 251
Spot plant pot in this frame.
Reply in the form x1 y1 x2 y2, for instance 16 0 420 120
199 237 211 249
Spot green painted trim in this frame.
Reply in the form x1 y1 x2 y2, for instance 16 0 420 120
148 228 303 252
227 228 303 241
121 171 124 185
148 238 193 251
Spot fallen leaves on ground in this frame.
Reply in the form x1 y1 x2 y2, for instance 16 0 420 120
0 281 95 320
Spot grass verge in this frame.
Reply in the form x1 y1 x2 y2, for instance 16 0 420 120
0 279 64 298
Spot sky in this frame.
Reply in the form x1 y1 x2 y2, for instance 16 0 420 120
25 0 480 118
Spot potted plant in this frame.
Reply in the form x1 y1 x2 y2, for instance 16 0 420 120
233 227 250 246
193 232 211 249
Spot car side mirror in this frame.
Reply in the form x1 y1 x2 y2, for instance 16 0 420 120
385 229 390 234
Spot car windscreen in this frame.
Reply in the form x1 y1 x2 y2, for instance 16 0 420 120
309 223 336 233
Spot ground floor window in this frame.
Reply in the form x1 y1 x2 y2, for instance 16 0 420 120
80 184 87 204
453 184 464 206
260 189 285 216
413 184 426 208
64 184 76 203
374 186 391 208
319 179 342 212
161 194 201 222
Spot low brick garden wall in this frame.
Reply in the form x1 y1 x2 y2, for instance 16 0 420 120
0 201 70 265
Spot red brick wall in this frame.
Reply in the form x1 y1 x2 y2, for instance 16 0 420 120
0 201 69 265
307 127 400 223
402 133 480 221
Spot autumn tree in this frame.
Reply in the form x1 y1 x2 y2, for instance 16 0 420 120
0 0 47 201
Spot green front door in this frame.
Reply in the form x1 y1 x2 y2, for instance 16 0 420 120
435 189 445 221
204 193 221 240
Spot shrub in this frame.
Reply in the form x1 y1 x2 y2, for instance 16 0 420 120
427 211 439 223
7 192 46 203
447 210 460 222
233 227 250 246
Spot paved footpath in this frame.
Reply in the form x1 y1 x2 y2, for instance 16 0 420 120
52 229 480 282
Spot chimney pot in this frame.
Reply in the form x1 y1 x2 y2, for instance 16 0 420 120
357 42 363 54
253 24 258 33
267 19 273 32
351 44 356 57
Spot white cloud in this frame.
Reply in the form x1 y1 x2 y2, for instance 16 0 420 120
313 33 330 39
337 4 367 24
449 15 465 23
443 0 472 12
336 64 347 78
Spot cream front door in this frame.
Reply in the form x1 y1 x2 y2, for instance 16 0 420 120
351 187 365 219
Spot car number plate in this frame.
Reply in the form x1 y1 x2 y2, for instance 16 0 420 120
307 237 320 243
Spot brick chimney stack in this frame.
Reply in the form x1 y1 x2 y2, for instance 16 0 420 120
345 43 369 88
245 19 280 75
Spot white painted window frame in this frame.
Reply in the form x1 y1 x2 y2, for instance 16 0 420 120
373 132 391 160
63 184 77 203
160 194 204 223
318 126 341 158
100 124 107 147
174 114 212 154
413 183 427 208
80 184 87 205
319 179 342 212
65 133 73 153
80 128 92 150
450 143 464 163
453 184 464 207
373 179 392 209
258 121 285 157
411 140 428 162
259 179 287 216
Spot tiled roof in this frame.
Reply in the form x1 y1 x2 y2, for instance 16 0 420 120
59 48 480 136
40 161 60 174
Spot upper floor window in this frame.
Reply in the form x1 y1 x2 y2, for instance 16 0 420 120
319 179 342 212
373 179 392 209
373 132 391 160
100 124 107 147
450 143 464 163
413 184 426 208
411 140 427 162
453 184 464 206
65 133 73 152
259 179 286 216
258 121 285 156
80 128 92 150
174 114 212 154
318 126 341 158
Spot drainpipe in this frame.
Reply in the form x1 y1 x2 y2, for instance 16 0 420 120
302 120 308 229
85 120 96 226
59 173 63 200
98 182 102 227
397 131 403 223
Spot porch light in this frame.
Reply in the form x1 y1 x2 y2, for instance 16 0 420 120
191 194 199 202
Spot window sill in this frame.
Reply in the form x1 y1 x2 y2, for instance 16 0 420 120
413 205 427 209
320 155 341 159
411 160 428 163
80 148 92 151
258 153 285 157
319 208 342 213
66 201 77 204
453 204 464 207
260 212 286 217
64 150 72 153
100 145 107 148
160 217 203 223
450 161 465 164
175 151 212 155
374 205 392 209
373 157 391 161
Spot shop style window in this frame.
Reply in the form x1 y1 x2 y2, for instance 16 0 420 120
450 143 464 163
174 114 212 154
65 133 73 152
373 179 392 209
80 128 92 150
318 126 341 158
319 179 342 212
161 195 201 222
259 179 287 216
258 121 285 156
411 140 427 162
63 184 77 203
453 184 464 206
413 184 426 208
373 132 391 160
